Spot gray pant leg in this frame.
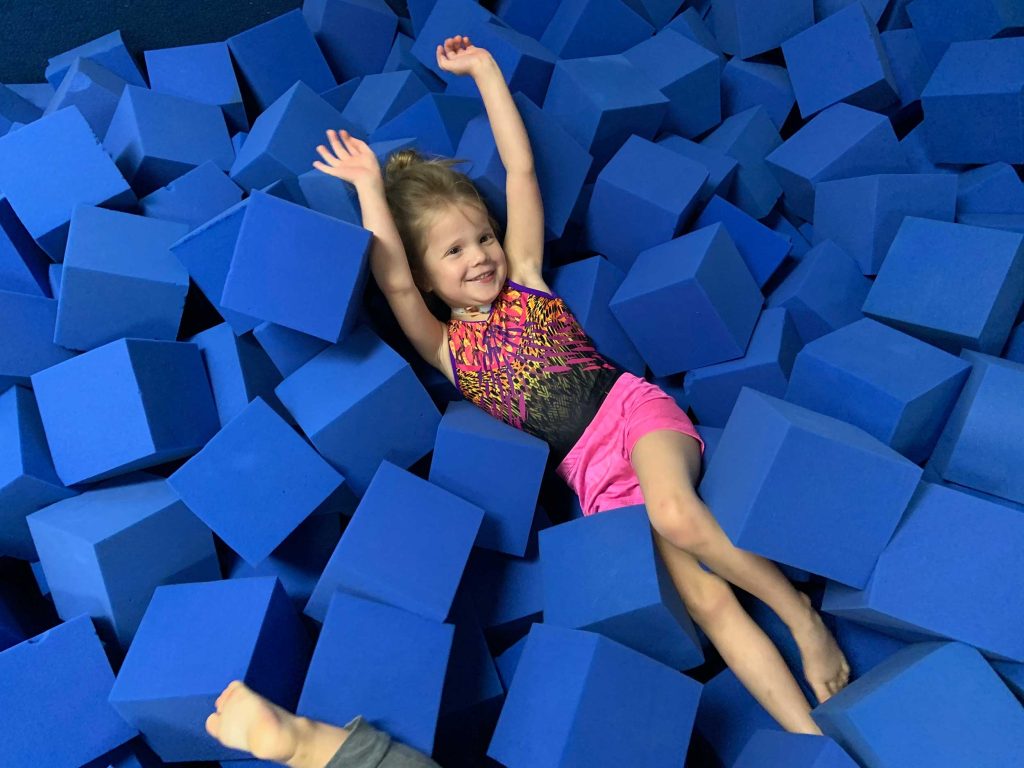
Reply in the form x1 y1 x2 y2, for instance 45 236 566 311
324 717 442 768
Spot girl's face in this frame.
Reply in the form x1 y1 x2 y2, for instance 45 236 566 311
420 201 506 309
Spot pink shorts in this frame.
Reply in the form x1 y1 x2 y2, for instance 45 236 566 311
555 372 705 517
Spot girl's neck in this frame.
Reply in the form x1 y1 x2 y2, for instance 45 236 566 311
451 301 492 318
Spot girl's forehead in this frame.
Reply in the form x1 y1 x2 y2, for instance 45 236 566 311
427 202 488 237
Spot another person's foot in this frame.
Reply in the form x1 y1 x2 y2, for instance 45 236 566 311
206 680 300 762
790 592 851 705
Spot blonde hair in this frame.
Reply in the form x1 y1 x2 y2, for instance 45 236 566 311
383 148 501 309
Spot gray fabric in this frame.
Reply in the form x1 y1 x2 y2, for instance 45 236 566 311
324 717 442 768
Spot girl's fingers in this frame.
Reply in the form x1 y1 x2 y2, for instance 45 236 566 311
340 129 361 153
314 144 338 164
327 128 349 157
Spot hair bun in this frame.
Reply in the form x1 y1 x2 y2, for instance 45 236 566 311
384 148 425 180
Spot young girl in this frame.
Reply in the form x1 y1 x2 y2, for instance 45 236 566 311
312 35 851 735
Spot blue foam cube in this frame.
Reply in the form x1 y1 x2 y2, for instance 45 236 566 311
303 0 399 82
138 160 244 230
700 105 783 219
656 134 739 206
464 546 543 648
699 388 922 587
45 30 145 89
721 59 795 130
540 0 653 60
27 474 219 649
694 668 780 767
694 194 791 287
252 321 330 377
957 162 1024 216
540 505 703 670
862 217 1024 354
0 290 77 390
44 57 127 139
145 41 247 133
488 624 702 767
734 730 859 767
370 92 482 158
710 0 815 58
0 197 50 298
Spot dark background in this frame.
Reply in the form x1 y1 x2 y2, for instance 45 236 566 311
0 0 304 84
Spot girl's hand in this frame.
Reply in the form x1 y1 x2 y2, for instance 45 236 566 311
436 35 492 78
312 129 381 189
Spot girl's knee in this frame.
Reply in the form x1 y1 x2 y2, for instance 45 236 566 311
648 493 713 554
680 569 736 625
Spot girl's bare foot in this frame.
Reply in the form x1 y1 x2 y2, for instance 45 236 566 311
205 680 301 762
790 592 851 705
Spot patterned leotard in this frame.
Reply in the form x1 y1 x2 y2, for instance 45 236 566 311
447 278 625 465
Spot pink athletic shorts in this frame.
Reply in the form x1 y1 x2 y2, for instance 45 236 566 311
555 372 705 517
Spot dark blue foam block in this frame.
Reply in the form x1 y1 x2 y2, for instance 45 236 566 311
343 70 429 135
252 321 330 378
921 37 1024 165
429 400 547 557
298 590 454 757
549 255 645 376
684 306 802 428
765 103 907 222
226 8 336 113
785 318 971 463
694 194 791 287
0 106 135 260
370 92 483 158
102 84 234 197
766 240 870 344
0 196 50 298
463 545 543 649
0 290 77 390
494 634 528 691
699 388 922 587
31 338 220 486
826 615 908 679
275 325 440 497
734 730 859 768
145 41 248 133
878 28 933 109
0 385 75 561
610 222 763 376
45 30 146 90
957 162 1024 216
221 190 371 343
585 134 707 272
304 0 399 82
927 350 1024 504
27 473 219 649
139 160 244 231
812 641 1024 767
711 0 814 59
488 624 702 767
44 58 126 143
812 173 957 276
694 667 780 768
656 134 739 206
110 577 311 762
540 0 652 60
782 2 898 118
55 205 190 352
700 105 783 219
862 217 1024 354
540 505 703 671
306 460 483 624
721 58 795 131
169 397 342 567
0 615 137 768
823 482 1024 662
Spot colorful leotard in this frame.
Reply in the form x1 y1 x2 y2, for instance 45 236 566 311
447 278 625 464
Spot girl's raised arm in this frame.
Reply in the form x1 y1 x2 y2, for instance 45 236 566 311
437 36 546 281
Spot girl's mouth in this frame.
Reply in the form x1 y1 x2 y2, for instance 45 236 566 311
469 270 495 283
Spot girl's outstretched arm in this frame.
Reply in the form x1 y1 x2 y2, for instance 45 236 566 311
437 36 545 280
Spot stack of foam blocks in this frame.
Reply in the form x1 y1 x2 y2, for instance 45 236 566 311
1 0 1023 766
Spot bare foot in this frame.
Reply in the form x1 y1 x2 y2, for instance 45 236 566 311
790 592 851 705
205 680 300 762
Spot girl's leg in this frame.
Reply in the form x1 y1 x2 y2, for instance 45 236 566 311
630 430 850 707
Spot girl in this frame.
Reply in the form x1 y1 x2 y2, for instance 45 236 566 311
312 37 850 736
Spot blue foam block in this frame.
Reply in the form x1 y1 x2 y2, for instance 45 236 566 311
823 481 1024 661
45 30 144 89
220 190 371 343
463 546 543 648
252 321 330 377
684 307 802 427
721 58 795 130
145 41 247 133
694 667 780 767
1005 321 1024 363
700 105 783 219
610 223 763 376
429 400 547 556
27 474 219 649
586 134 707 271
298 590 454 757
656 134 739 206
878 28 934 108
341 70 429 136
55 205 190 351
694 194 791 286
734 730 859 767
110 577 311 762
765 103 908 222
699 388 922 587
710 0 814 58
782 2 898 118
957 162 1024 216
169 397 342 566
306 461 483 623
370 92 482 158
827 615 908 679
102 84 234 197
31 338 219 486
303 0 399 82
0 106 135 260
785 318 971 462
0 615 137 768
812 641 1024 767
494 634 528 690
139 160 244 230
275 325 440 496
548 255 645 375
540 0 653 59
862 217 1024 354
0 385 74 560
0 197 50 298
540 505 703 670
921 37 1024 164
488 624 702 767
226 8 336 113
927 350 1024 504
44 57 127 139
766 240 871 344
812 173 957 275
